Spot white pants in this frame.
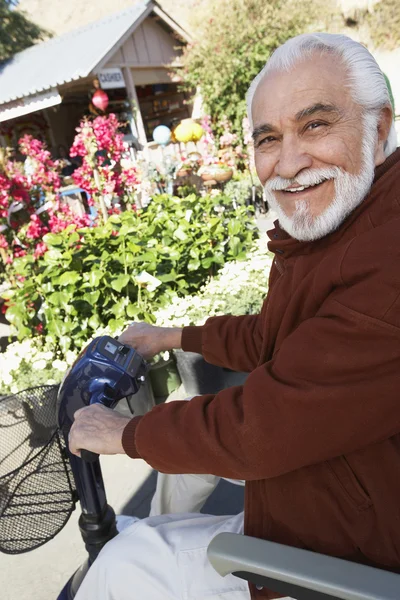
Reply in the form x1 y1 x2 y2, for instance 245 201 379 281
149 395 245 517
74 511 251 600
150 472 245 516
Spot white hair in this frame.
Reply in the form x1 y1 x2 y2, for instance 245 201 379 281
246 33 397 157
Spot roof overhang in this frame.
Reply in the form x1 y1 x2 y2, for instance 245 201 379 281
0 89 62 123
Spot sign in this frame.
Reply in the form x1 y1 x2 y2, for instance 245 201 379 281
0 89 62 123
98 68 126 90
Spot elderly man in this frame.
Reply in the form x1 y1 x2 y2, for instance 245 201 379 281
70 32 399 600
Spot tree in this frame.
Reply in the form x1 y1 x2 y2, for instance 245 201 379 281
0 0 48 62
179 0 336 138
365 0 400 51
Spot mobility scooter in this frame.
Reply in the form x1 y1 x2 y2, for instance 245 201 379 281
0 335 399 599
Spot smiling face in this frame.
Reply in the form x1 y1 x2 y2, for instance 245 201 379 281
251 53 388 240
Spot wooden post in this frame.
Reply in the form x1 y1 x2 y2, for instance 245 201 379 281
122 67 149 158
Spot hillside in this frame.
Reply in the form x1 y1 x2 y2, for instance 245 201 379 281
16 0 203 36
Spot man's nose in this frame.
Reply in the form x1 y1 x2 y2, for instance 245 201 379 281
274 137 312 180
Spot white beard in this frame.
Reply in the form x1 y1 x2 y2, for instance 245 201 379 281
263 127 377 242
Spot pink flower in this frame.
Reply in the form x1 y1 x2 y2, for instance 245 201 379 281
34 242 47 258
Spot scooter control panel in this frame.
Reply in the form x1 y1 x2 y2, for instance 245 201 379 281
97 337 145 378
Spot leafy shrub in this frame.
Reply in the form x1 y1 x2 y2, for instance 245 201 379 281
178 0 335 138
3 192 257 357
154 237 272 327
0 238 272 395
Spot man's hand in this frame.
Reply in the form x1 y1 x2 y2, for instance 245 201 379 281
118 322 182 359
68 404 131 458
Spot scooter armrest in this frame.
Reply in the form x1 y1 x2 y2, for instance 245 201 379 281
207 532 400 600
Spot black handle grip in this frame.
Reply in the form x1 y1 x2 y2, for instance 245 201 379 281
80 449 100 462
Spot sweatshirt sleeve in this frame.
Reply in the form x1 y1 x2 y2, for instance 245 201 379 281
181 313 264 372
129 296 400 480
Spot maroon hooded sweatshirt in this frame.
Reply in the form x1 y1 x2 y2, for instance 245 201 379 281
123 149 400 598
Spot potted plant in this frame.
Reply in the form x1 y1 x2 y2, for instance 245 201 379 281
149 352 182 400
199 163 233 184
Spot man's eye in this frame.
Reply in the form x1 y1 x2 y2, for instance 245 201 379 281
306 121 324 131
257 136 276 147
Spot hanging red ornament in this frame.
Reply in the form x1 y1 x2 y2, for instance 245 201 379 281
92 89 109 112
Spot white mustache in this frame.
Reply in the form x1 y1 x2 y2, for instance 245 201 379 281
265 167 341 191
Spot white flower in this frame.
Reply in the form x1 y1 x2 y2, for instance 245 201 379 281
65 350 78 366
135 271 162 292
32 359 47 370
3 372 13 385
52 359 68 371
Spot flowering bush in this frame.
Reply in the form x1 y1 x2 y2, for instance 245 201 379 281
70 114 140 217
0 137 90 275
0 239 272 395
2 192 258 356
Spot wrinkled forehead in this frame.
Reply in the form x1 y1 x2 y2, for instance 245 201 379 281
251 53 353 127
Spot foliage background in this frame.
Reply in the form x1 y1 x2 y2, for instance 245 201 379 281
178 0 337 138
0 0 48 61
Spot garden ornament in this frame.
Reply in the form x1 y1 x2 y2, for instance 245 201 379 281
152 125 172 146
91 90 109 112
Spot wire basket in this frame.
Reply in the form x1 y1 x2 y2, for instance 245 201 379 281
0 385 76 554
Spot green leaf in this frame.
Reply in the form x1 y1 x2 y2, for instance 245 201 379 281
228 220 242 236
119 224 138 236
229 236 241 257
88 314 101 329
188 259 200 271
47 319 66 337
48 291 71 310
110 274 130 292
43 233 64 246
5 304 24 325
173 227 188 241
130 251 157 263
0 289 15 301
68 232 80 246
201 257 213 269
83 291 100 305
157 273 177 283
126 304 140 318
127 241 142 253
43 249 64 262
111 299 127 318
88 270 104 287
107 318 125 333
57 271 81 286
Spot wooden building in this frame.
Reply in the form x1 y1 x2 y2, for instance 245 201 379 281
0 0 193 156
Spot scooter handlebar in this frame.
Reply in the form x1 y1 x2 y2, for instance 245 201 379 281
79 383 117 463
81 449 99 463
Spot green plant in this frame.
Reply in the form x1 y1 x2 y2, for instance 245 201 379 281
154 237 272 327
0 0 49 62
0 239 271 396
3 193 257 357
178 0 335 139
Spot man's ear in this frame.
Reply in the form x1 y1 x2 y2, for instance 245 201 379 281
374 106 394 167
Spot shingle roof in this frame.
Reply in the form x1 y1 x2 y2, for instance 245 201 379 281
0 1 151 106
